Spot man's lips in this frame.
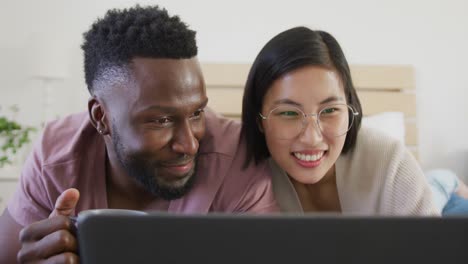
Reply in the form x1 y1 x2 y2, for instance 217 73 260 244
161 159 194 175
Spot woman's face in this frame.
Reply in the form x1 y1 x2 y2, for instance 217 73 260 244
260 66 348 184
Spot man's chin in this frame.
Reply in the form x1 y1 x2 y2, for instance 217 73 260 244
127 162 197 200
153 174 195 200
157 173 192 189
145 169 196 200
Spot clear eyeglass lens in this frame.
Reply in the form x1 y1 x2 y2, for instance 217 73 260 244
265 104 355 139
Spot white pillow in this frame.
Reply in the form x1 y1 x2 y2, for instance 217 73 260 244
361 112 405 144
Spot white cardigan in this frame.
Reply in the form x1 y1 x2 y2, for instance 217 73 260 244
270 126 439 216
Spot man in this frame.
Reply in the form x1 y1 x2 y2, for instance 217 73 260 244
0 5 278 263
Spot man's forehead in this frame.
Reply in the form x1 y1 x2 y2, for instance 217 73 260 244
129 57 201 88
124 57 206 113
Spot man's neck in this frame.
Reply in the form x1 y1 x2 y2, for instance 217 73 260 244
104 152 156 210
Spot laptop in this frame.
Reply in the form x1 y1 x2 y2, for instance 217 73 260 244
77 209 468 264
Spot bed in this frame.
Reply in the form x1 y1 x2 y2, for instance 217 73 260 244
200 63 418 159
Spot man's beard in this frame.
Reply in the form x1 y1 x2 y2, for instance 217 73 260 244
111 128 196 200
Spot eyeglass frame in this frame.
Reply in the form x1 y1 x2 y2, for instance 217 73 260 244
258 103 360 138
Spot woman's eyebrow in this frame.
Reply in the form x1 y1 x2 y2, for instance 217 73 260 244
319 96 345 105
272 96 345 107
272 98 302 107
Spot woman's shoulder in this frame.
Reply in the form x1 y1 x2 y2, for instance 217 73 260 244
356 125 405 151
336 126 431 214
348 126 407 163
337 126 411 182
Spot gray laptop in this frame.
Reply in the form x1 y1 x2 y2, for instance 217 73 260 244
77 210 468 264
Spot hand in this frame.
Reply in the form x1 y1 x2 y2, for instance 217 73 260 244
17 188 80 263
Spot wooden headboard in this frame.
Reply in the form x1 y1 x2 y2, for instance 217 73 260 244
201 64 418 158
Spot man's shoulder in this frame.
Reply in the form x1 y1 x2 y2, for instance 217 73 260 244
197 109 272 189
200 108 242 156
37 112 99 165
209 147 276 212
10 112 107 226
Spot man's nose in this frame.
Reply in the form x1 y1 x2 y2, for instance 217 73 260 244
171 119 199 156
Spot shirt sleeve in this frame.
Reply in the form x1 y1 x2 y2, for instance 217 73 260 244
7 140 53 227
425 169 459 212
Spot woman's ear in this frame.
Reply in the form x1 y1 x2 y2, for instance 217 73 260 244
88 96 109 135
256 117 265 133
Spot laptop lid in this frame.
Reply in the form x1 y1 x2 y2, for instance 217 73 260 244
77 210 468 264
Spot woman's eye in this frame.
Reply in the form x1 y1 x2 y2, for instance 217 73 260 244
280 111 299 116
321 108 337 114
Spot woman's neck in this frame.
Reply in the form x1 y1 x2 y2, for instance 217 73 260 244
290 165 341 212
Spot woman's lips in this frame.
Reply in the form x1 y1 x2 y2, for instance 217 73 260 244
292 151 325 168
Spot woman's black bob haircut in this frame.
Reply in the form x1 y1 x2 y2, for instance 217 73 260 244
241 26 362 166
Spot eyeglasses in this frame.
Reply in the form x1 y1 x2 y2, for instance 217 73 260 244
259 103 359 139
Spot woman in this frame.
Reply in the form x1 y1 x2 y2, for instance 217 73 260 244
241 26 438 215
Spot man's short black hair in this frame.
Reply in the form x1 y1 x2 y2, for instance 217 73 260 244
81 5 197 94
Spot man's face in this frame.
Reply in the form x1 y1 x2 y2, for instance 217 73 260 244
105 58 207 200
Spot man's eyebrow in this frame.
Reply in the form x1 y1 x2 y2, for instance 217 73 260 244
140 98 209 113
141 105 177 113
199 98 209 109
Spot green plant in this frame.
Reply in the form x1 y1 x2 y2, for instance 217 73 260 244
0 105 36 168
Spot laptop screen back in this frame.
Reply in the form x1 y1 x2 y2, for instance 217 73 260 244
77 210 468 264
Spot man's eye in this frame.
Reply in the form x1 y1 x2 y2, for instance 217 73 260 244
154 117 173 127
190 109 205 120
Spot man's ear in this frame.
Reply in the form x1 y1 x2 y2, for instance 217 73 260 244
88 96 109 135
